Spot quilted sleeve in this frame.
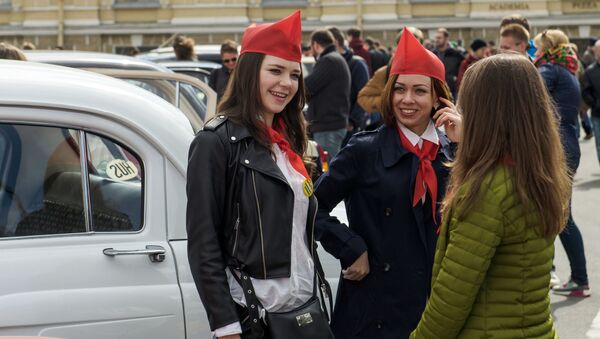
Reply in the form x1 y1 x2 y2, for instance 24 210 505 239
410 176 506 339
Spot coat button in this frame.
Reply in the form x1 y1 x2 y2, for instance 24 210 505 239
230 136 237 141
383 263 391 272
376 321 383 329
244 159 250 164
384 207 392 216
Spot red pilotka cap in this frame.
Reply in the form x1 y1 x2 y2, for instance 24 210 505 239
240 10 302 63
390 27 446 83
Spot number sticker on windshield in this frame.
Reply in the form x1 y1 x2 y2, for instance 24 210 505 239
106 160 139 181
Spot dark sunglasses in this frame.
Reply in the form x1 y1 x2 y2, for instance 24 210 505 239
222 57 237 63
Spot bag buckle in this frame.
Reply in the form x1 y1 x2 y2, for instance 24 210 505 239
295 312 313 327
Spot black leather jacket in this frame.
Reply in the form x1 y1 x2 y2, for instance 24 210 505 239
583 62 600 118
186 115 318 331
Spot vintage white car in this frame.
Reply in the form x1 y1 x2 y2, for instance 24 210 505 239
0 60 211 338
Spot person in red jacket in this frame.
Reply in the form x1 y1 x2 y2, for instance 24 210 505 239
456 39 488 91
346 27 373 75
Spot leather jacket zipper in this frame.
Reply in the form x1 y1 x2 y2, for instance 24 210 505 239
251 171 267 279
232 203 240 256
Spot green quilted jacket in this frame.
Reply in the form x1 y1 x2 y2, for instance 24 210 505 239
410 165 558 339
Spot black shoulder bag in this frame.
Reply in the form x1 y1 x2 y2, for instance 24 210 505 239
230 251 334 339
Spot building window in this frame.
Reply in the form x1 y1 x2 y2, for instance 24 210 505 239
113 0 160 9
262 0 308 7
0 0 11 9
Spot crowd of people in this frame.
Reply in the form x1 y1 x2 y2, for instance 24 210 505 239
184 11 598 339
2 10 600 339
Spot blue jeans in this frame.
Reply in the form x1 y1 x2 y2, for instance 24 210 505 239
313 128 347 161
592 116 600 165
558 200 588 285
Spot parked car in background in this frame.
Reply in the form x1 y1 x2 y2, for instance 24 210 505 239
26 50 171 72
137 44 223 63
26 51 216 130
0 60 211 338
156 60 221 83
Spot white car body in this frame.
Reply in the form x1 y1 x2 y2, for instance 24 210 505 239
0 61 210 338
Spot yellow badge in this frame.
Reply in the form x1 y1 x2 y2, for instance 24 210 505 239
302 178 314 197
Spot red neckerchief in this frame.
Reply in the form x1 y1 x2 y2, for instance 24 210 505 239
397 125 439 225
266 119 310 181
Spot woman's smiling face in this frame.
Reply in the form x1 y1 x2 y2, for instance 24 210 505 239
392 74 435 135
259 54 301 118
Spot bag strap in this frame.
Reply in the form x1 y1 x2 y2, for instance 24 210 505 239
230 266 266 338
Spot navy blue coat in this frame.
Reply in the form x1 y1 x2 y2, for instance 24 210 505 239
314 124 454 339
538 63 581 172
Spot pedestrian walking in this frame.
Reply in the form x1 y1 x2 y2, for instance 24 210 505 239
433 28 464 99
314 28 461 339
533 29 591 297
410 53 571 339
500 14 536 58
582 40 600 166
186 11 332 339
326 26 370 142
305 29 351 160
346 27 373 75
499 24 530 56
209 40 239 102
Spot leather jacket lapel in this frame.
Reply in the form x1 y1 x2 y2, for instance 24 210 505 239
241 139 288 186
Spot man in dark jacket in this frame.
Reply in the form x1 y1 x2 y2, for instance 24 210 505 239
208 40 238 102
433 27 464 98
346 27 372 75
582 40 600 166
306 29 351 159
327 26 370 141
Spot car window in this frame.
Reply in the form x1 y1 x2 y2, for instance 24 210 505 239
86 133 144 232
122 78 204 130
0 124 86 237
0 124 146 238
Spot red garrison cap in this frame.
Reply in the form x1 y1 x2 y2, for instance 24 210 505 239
390 27 446 83
240 10 302 63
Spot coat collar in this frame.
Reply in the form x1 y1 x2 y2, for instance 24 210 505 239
379 124 453 168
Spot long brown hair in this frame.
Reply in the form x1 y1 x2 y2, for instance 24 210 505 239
443 53 570 237
218 52 308 158
380 73 452 127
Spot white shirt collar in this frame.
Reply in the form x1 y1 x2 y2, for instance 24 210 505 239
397 120 439 149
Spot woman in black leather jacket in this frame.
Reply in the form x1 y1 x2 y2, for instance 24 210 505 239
186 11 324 339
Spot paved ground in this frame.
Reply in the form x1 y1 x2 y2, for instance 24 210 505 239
319 135 600 338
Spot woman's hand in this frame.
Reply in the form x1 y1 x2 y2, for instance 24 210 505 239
433 97 462 143
342 251 370 281
219 335 241 339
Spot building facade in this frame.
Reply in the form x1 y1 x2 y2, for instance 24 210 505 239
1 0 599 52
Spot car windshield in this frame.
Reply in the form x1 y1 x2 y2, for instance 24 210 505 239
123 78 206 130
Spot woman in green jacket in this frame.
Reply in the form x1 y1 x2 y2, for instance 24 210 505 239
410 54 572 338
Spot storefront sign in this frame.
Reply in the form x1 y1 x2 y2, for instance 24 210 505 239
488 2 530 10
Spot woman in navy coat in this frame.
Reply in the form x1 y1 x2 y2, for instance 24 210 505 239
314 28 462 339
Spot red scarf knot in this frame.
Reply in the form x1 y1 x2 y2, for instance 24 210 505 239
397 125 440 225
266 118 311 182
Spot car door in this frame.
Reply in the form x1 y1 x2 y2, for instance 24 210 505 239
0 108 185 339
85 68 217 132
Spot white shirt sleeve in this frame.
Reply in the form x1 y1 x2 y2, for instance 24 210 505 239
213 321 243 338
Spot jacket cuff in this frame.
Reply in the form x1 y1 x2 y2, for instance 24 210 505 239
339 235 368 268
213 322 243 337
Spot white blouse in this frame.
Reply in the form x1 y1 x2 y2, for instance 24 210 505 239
215 144 314 337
